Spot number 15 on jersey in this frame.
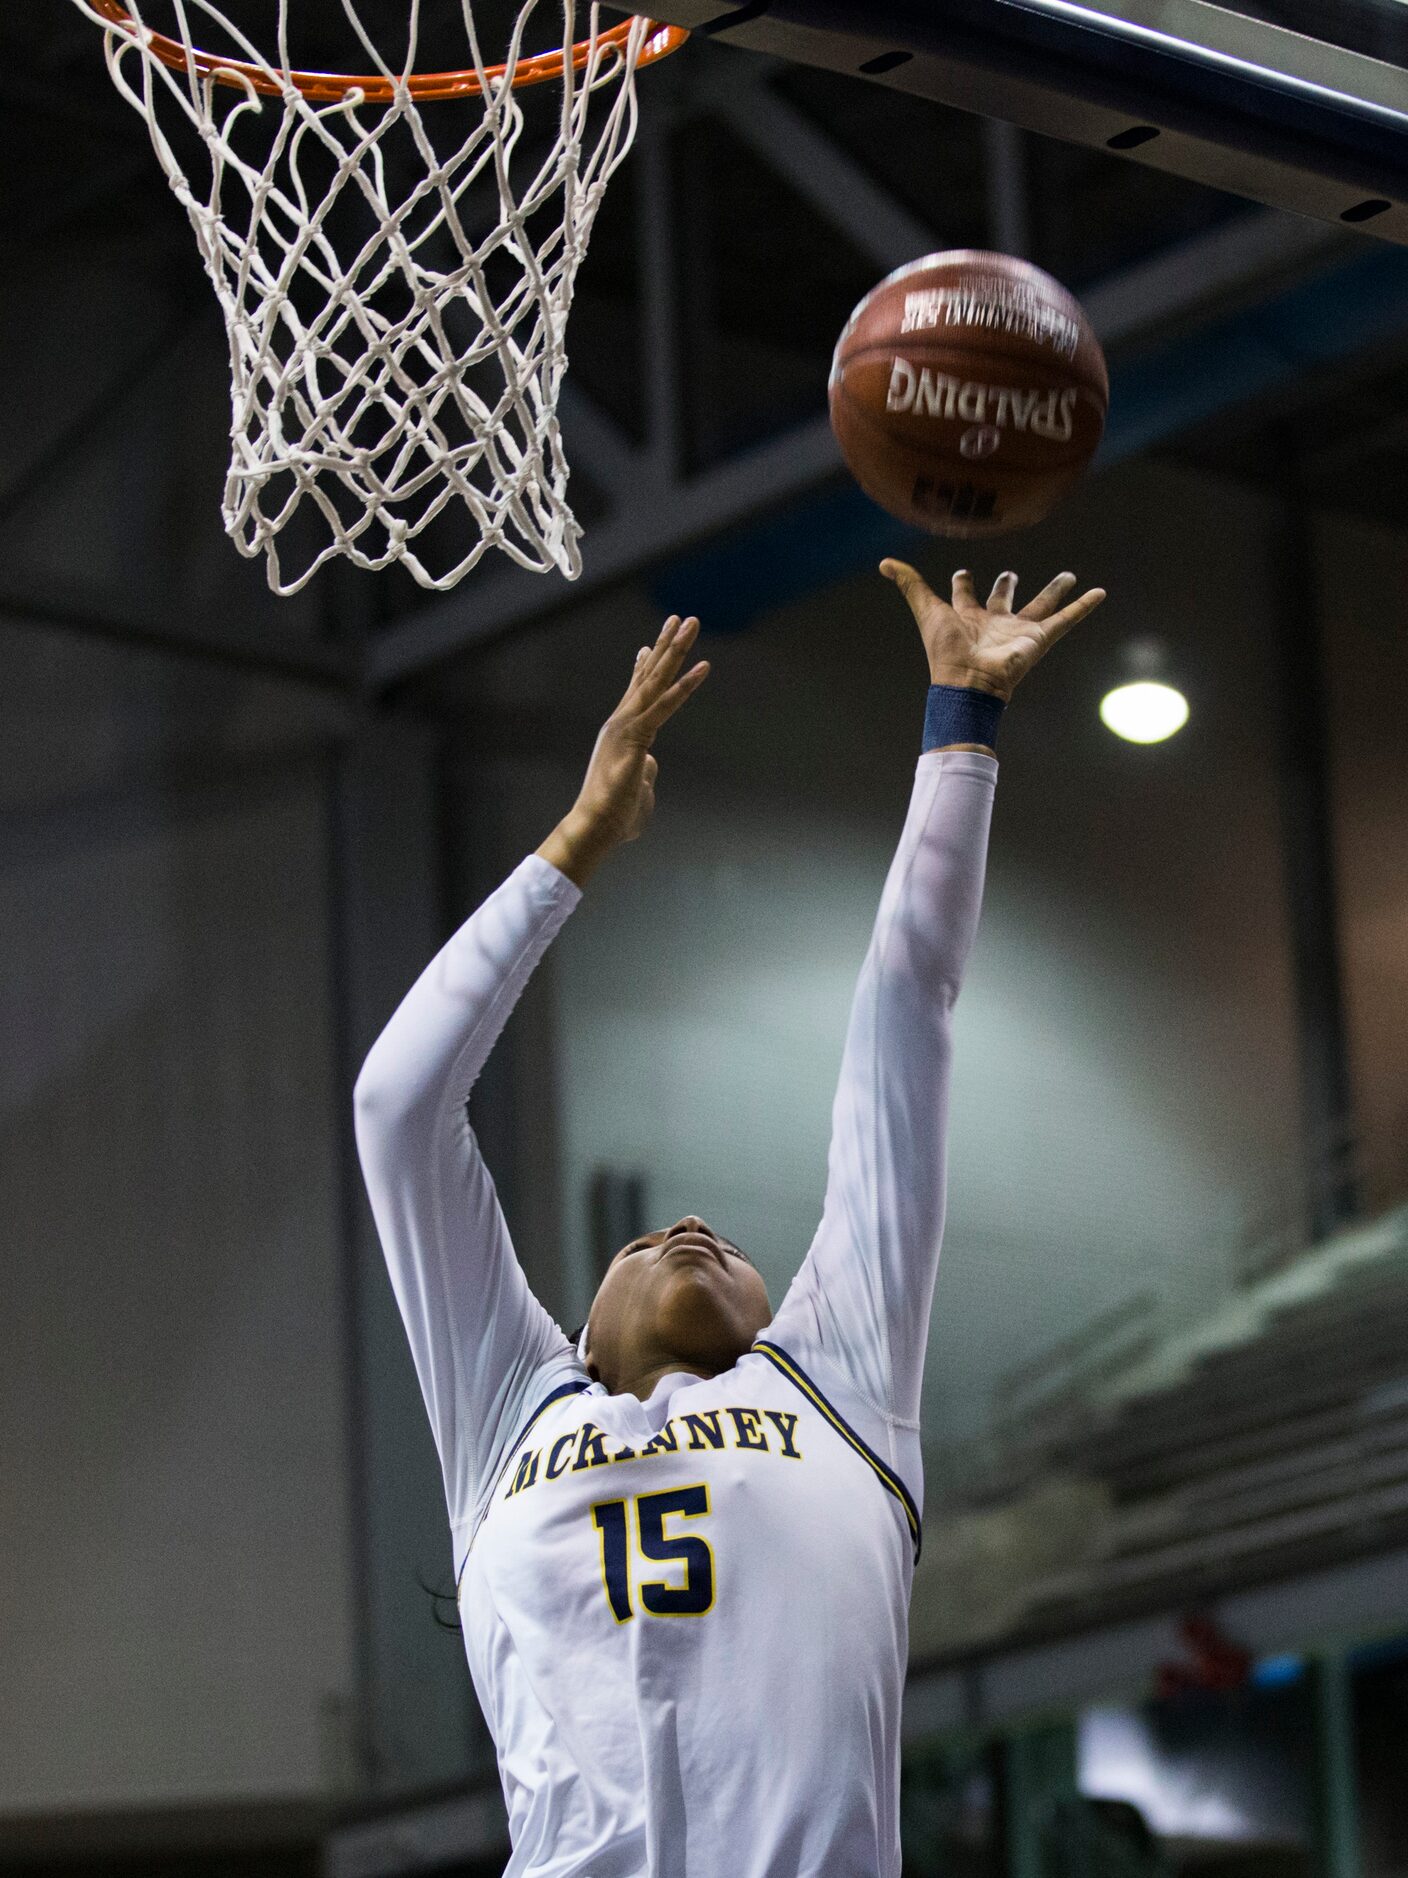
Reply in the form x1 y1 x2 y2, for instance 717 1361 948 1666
592 1484 716 1622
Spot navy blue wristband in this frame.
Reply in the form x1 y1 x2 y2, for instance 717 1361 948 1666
923 684 1005 753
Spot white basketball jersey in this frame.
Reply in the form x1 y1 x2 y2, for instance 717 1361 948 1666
355 750 997 1878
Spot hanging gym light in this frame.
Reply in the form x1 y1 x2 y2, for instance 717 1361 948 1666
1100 638 1189 744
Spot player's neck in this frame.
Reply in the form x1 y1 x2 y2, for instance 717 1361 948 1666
612 1359 718 1402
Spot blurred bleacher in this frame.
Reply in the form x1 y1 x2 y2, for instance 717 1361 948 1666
915 1200 1408 1660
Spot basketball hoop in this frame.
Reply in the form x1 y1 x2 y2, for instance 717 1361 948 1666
68 2 689 594
86 3 686 103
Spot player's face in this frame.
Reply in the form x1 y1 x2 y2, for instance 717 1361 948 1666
584 1215 772 1397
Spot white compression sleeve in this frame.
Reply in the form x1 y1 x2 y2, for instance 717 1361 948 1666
767 750 996 1431
354 854 585 1531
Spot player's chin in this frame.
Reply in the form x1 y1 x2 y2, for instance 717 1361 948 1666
654 1258 737 1314
654 1270 761 1360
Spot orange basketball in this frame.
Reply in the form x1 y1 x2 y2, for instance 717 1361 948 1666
828 251 1109 538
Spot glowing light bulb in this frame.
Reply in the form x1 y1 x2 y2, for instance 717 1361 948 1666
1099 679 1189 744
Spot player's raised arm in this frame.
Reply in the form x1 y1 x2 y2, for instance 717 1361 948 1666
353 617 709 1530
768 564 1106 1428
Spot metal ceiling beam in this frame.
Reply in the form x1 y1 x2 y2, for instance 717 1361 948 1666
645 0 1408 245
556 385 644 499
637 108 686 477
712 84 936 271
1103 241 1408 468
1080 207 1357 347
983 119 1032 258
366 415 842 687
717 80 1033 278
0 290 357 689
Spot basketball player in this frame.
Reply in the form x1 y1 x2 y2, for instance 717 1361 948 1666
354 559 1106 1878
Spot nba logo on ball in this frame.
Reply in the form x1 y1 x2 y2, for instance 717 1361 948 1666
829 251 1109 537
961 426 1003 460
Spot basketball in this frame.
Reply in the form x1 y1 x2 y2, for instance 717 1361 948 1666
828 251 1109 538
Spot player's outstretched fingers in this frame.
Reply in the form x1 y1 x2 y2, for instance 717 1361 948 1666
661 617 700 696
671 615 701 657
642 659 710 732
1033 584 1108 651
652 614 698 680
1018 572 1078 622
949 568 978 611
882 559 949 634
986 571 1019 613
631 616 693 707
880 559 941 614
879 558 916 588
626 619 677 697
640 615 680 677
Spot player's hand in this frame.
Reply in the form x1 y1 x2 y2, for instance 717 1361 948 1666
578 614 709 847
879 561 1106 701
537 615 709 887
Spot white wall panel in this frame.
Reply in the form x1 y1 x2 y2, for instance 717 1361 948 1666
0 752 354 1811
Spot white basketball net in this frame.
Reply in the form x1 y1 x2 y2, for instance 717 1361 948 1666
71 2 664 594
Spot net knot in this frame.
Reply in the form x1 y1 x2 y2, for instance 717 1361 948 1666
80 0 670 594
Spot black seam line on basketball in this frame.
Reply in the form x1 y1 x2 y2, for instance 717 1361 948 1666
461 1378 592 1581
751 1339 922 1563
835 432 1085 487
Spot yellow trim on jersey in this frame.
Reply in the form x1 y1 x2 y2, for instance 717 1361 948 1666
460 1377 591 1588
752 1340 921 1560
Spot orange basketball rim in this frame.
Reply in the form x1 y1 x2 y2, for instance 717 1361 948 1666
86 2 689 104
